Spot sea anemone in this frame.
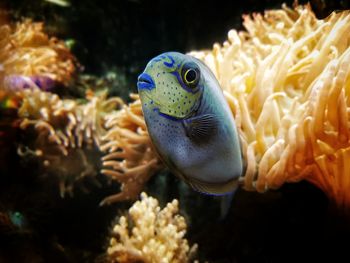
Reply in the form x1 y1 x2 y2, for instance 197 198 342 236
99 94 161 205
17 89 122 195
0 19 75 88
15 87 161 199
0 17 78 194
189 4 350 209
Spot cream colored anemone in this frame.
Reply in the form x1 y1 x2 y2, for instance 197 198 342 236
17 88 161 200
0 19 75 85
18 89 122 154
17 89 123 195
189 4 350 208
100 94 161 205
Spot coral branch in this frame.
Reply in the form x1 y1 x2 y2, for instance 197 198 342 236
107 192 197 263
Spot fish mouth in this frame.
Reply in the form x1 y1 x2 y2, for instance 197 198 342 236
137 73 155 90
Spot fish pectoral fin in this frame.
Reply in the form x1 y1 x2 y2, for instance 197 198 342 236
182 114 217 143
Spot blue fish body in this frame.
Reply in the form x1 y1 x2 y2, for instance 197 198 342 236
137 52 243 195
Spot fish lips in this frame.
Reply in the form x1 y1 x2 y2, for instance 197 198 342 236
137 73 155 90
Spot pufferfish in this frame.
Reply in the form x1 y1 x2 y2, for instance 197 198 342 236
137 52 243 195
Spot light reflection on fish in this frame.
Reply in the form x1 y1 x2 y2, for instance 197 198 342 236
137 52 243 195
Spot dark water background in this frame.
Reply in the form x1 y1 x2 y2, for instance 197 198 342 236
0 0 350 262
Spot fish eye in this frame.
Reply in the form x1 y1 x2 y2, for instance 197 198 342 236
184 69 197 84
181 62 200 89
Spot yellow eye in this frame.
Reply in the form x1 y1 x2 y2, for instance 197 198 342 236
184 68 198 84
181 62 200 90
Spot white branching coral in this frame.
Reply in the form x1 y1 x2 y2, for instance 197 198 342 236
189 4 350 208
107 192 197 263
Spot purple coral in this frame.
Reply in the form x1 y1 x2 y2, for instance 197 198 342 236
4 75 55 92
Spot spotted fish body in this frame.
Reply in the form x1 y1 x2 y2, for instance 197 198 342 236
137 52 243 195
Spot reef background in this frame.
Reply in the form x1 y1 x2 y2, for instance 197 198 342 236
1 0 350 262
4 0 349 99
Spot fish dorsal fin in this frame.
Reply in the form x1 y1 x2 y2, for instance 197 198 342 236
182 114 217 143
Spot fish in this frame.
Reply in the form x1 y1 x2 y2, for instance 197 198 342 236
137 52 243 195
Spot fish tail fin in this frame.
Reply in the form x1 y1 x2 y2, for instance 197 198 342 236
219 190 236 220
